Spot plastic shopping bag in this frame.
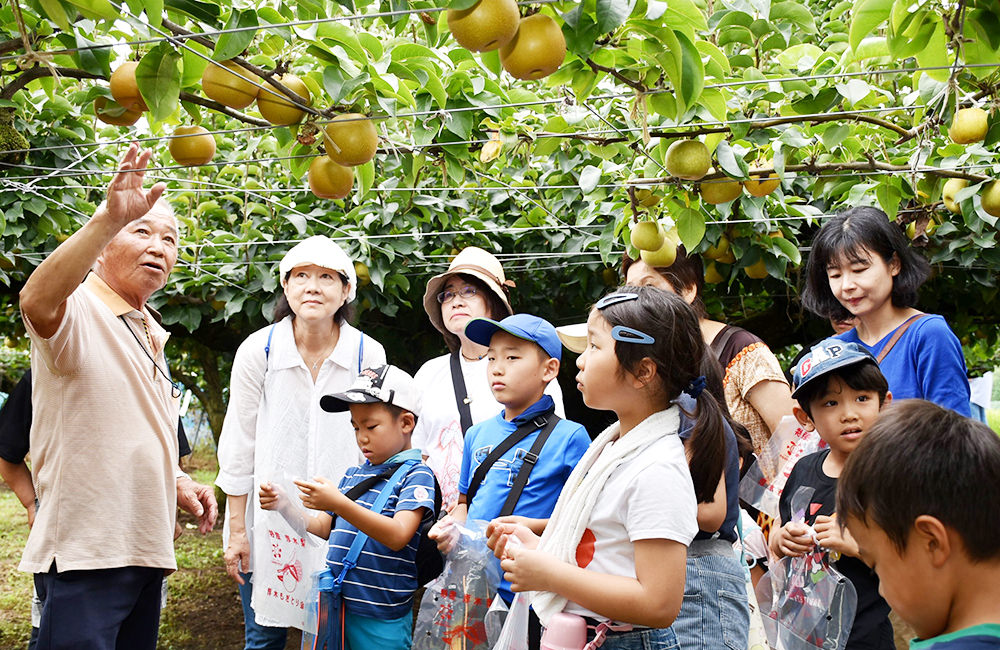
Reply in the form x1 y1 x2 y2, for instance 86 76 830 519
755 488 857 650
250 471 327 634
412 520 501 650
492 592 531 650
739 416 828 519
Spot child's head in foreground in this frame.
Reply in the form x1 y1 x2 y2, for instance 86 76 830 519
790 339 890 455
837 399 1000 639
464 313 561 418
320 364 420 465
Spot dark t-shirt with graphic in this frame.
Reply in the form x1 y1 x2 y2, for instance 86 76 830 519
779 450 893 650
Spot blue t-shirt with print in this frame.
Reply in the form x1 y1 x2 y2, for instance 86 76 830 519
837 314 970 416
910 624 1000 649
325 449 436 620
459 394 590 602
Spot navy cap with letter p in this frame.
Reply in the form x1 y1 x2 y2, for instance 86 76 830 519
791 338 879 400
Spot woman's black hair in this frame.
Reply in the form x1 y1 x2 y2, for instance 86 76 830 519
597 285 727 502
439 273 512 353
621 248 707 318
273 271 355 324
802 206 930 321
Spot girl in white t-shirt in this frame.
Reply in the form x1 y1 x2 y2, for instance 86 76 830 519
489 287 729 649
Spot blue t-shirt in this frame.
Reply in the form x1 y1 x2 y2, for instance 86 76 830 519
326 449 437 619
837 314 970 416
459 394 590 601
675 394 739 543
910 624 1000 649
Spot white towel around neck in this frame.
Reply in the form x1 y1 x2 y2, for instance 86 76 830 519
529 406 681 625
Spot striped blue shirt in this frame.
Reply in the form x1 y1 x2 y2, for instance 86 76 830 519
326 451 436 619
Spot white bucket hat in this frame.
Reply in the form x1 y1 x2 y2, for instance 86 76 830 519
279 235 358 303
422 246 514 335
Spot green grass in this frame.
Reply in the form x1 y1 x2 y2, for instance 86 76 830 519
988 408 1000 435
0 453 301 649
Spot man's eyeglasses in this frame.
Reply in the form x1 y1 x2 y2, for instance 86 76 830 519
437 285 479 304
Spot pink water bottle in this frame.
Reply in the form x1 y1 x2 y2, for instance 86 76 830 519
540 612 587 650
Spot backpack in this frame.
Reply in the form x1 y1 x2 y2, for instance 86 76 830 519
339 463 445 587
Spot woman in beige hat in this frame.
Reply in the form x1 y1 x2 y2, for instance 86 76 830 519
216 235 386 647
411 247 564 510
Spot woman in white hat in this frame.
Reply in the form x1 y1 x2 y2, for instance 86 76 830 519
216 236 386 649
411 247 563 510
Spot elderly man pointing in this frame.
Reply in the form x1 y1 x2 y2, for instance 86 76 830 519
18 144 217 650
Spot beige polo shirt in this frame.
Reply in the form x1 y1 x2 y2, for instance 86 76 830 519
21 273 180 573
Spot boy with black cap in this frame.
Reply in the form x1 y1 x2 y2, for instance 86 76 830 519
770 338 895 650
430 314 589 640
259 364 435 650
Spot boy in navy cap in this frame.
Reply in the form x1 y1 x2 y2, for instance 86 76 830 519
260 364 436 650
770 338 895 650
430 314 589 642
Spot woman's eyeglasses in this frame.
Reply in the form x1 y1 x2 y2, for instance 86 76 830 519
437 285 479 304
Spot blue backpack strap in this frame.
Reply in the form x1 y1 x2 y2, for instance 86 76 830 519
264 324 277 360
357 332 365 374
323 460 417 590
314 460 416 649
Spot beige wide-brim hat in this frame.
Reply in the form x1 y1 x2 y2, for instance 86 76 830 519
555 323 587 354
422 246 514 335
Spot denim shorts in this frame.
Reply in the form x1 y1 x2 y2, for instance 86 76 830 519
670 541 750 650
591 626 681 650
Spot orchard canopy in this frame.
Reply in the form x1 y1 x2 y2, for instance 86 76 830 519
1 0 998 435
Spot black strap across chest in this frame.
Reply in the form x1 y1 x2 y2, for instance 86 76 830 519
450 351 474 436
465 410 560 517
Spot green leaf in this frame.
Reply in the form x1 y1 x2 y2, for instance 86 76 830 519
849 0 892 51
213 9 259 61
676 207 705 250
770 235 801 264
357 160 375 197
65 0 117 20
37 0 73 31
915 18 949 82
596 0 632 33
579 165 601 194
820 123 850 150
164 0 221 25
777 43 824 71
769 1 816 32
674 30 704 113
875 180 900 220
258 7 292 42
136 44 182 122
715 140 749 179
179 41 211 88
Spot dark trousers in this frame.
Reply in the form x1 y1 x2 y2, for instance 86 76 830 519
34 565 164 650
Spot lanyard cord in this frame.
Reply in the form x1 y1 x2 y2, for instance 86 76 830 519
118 315 181 398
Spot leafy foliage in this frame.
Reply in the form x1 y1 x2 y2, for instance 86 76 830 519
1 0 998 428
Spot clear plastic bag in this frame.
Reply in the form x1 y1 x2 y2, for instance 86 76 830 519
492 591 530 650
739 417 828 519
412 520 501 650
755 488 857 650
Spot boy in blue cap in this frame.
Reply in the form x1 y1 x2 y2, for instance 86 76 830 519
430 314 589 646
770 338 895 650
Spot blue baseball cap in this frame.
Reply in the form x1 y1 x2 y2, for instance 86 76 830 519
464 314 562 361
791 338 880 400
